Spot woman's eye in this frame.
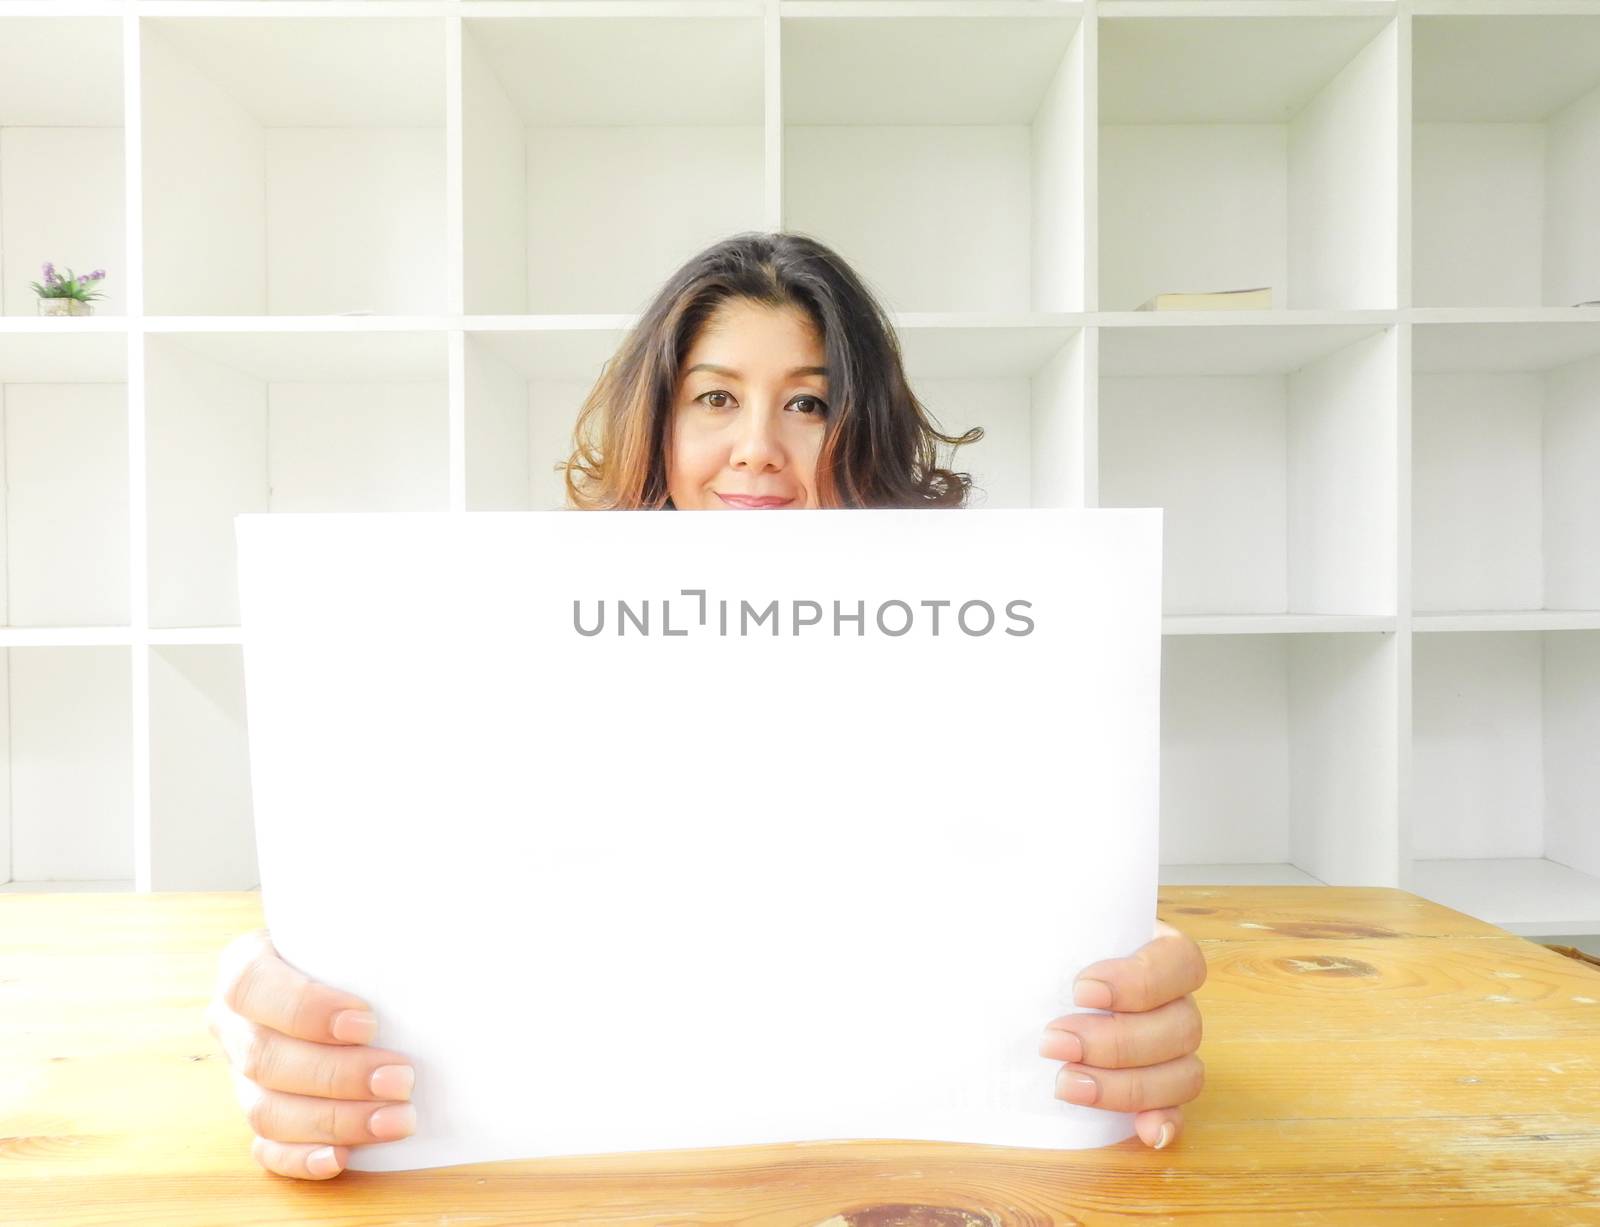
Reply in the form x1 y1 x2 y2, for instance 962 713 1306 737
694 390 827 415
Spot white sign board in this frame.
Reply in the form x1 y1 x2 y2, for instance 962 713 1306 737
234 507 1163 1171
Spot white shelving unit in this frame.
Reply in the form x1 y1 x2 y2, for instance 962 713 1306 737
0 0 1595 939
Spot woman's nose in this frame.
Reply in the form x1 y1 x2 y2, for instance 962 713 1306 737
729 404 785 471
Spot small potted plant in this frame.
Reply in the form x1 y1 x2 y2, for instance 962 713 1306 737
30 262 107 316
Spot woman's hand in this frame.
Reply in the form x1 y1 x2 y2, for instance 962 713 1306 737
204 928 417 1180
1038 918 1208 1150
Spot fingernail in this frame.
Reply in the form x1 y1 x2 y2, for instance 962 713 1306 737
307 1145 339 1177
368 1102 416 1141
370 1064 414 1101
1055 1067 1098 1105
1038 1028 1084 1063
1155 1121 1175 1150
332 1010 377 1044
1073 978 1113 1009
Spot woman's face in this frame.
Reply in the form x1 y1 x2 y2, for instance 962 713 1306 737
667 298 830 510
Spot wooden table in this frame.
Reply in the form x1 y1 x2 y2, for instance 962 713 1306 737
4 886 1599 1225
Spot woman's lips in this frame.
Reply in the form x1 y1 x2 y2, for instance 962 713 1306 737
715 492 795 509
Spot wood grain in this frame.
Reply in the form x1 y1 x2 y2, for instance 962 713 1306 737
2 887 1598 1225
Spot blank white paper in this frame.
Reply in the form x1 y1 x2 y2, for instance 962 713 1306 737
233 507 1163 1171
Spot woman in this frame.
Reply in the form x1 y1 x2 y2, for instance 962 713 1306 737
205 231 1207 1181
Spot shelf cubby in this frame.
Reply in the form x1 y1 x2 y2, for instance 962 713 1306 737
465 323 631 511
1411 630 1600 936
0 331 129 629
891 320 1089 508
783 8 1086 313
1412 14 1600 309
465 320 1087 510
1412 321 1600 616
0 16 126 318
149 645 257 893
1098 321 1397 616
0 646 133 891
144 330 449 629
1158 631 1399 888
141 16 446 316
1098 12 1398 311
463 11 766 316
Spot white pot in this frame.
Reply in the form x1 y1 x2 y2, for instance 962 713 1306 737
37 297 93 317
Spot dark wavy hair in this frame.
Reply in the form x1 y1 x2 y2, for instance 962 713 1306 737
560 231 984 509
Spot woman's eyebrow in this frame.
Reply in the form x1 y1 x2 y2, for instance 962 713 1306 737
685 363 828 378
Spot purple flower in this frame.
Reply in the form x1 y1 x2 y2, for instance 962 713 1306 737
91 269 106 280
41 261 58 285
